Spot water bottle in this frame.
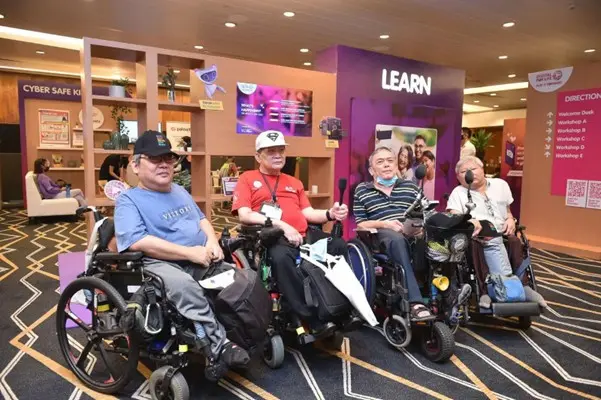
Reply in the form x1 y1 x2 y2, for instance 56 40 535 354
65 184 71 198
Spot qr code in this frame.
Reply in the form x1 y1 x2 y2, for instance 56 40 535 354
588 181 601 200
567 180 587 197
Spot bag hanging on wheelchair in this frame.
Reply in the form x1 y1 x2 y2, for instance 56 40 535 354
486 274 526 303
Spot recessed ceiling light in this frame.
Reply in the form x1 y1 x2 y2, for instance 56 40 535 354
35 50 45 55
498 55 508 59
493 105 499 108
0 14 4 19
379 34 389 39
502 22 515 28
490 93 497 96
520 98 527 101
508 74 516 78
303 62 312 66
300 48 309 53
173 69 180 73
283 11 295 17
473 100 480 103
194 45 204 50
584 49 596 53
225 22 237 28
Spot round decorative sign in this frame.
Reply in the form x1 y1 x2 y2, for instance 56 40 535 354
78 106 105 130
103 180 130 201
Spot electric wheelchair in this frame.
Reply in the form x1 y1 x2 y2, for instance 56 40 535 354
56 207 253 400
220 218 363 368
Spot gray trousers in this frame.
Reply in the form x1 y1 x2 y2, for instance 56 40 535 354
143 258 233 356
54 188 87 207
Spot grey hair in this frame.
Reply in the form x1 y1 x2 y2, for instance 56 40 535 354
368 146 395 167
455 156 483 174
132 154 142 165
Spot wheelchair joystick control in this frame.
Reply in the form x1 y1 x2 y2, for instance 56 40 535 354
331 178 347 238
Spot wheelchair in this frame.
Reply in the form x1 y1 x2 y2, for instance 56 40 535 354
56 207 239 400
220 218 362 368
347 197 460 363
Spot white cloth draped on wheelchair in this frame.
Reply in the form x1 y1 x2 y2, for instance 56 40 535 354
300 244 378 327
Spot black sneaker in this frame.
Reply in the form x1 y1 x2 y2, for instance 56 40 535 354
220 342 250 369
310 321 337 338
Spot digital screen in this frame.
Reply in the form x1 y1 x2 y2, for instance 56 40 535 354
236 82 313 137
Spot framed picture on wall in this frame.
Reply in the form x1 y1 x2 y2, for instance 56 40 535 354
72 130 84 147
39 109 71 148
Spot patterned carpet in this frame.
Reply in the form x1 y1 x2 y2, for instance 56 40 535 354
1 208 601 400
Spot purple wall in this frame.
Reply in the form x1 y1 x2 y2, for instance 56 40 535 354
315 45 465 236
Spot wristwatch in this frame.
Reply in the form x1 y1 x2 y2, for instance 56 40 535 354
326 210 335 221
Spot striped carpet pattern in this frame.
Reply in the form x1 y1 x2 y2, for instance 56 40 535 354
1 208 601 400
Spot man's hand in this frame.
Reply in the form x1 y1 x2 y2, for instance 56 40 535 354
206 239 224 262
279 221 303 247
469 219 482 237
503 217 516 236
187 246 212 266
384 220 404 233
329 202 349 221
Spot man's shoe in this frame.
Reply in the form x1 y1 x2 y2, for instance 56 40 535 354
310 321 337 338
343 315 363 332
204 358 228 382
479 294 492 309
457 284 472 305
523 286 547 308
220 342 250 369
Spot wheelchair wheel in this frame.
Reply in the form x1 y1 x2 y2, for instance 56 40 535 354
232 249 252 270
347 239 376 306
263 334 285 369
383 315 412 349
56 276 140 394
420 322 455 363
149 366 189 400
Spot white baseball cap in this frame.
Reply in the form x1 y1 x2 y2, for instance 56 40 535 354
255 130 288 151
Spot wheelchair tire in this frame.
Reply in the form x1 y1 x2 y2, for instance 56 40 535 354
232 249 252 270
347 239 376 306
383 315 412 349
263 334 285 369
149 366 189 400
56 276 140 394
420 322 455 363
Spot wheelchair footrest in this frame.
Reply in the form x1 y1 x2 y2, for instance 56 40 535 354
492 301 540 317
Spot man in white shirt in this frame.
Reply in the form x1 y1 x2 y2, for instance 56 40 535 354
460 128 477 160
446 156 546 309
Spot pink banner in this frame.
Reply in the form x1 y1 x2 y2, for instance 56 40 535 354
551 87 601 195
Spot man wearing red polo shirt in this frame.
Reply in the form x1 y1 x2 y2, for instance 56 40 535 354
232 130 351 336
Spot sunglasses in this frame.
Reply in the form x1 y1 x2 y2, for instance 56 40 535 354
141 154 179 165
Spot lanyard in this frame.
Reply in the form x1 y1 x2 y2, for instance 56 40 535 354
261 173 280 203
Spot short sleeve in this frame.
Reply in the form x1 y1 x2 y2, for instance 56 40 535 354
446 187 465 214
299 187 311 210
231 173 252 215
352 185 367 223
114 193 148 252
502 180 514 205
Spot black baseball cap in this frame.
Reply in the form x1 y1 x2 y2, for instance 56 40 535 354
134 130 177 157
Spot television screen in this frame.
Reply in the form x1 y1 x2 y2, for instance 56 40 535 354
236 82 312 137
122 120 138 143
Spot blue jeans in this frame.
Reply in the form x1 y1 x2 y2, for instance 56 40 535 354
377 229 422 303
481 237 512 276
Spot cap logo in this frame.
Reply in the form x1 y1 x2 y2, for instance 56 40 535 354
266 131 280 141
156 134 167 146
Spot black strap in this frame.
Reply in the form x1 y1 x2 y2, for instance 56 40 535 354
261 173 280 203
144 282 157 306
303 277 316 308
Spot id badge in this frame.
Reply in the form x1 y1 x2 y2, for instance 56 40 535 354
260 202 283 220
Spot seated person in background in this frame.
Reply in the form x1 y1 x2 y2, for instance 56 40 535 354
353 147 472 321
232 130 356 336
114 130 249 376
460 128 476 160
446 156 546 309
99 154 129 183
33 158 87 207
219 156 238 178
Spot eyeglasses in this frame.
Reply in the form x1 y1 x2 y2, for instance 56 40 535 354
141 154 179 165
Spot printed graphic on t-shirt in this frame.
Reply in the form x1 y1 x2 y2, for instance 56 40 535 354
162 204 194 221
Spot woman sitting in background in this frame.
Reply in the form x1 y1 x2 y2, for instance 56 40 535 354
396 145 415 182
33 158 87 207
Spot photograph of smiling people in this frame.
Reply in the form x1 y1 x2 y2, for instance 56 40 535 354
375 125 438 200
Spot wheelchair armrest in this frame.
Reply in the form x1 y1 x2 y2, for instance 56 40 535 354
355 229 381 253
95 251 144 262
239 224 263 235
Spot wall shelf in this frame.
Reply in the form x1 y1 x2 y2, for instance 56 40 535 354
92 95 147 107
93 149 132 155
158 101 201 112
73 128 114 132
37 147 83 152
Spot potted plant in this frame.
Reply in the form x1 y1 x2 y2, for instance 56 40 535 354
109 77 131 98
470 129 493 161
160 68 178 102
109 104 131 149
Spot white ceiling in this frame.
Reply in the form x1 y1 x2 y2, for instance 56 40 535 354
0 0 600 111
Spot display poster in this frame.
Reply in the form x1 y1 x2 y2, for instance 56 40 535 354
565 179 588 208
222 177 239 196
586 181 601 210
551 87 601 196
78 106 105 130
166 121 191 148
374 125 438 200
39 109 70 147
72 130 83 147
501 118 526 220
236 82 312 137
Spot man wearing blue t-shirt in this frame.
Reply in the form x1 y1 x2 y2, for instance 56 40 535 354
114 130 249 379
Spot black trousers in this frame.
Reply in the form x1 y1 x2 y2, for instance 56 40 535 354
267 234 348 319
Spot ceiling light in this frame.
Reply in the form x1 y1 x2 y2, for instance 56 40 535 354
379 34 390 39
502 22 515 28
0 14 4 19
490 93 497 96
303 62 312 66
584 49 596 53
0 26 81 50
463 103 494 113
35 50 45 55
173 69 180 73
520 98 527 101
194 45 204 50
493 105 499 108
225 22 237 28
300 48 309 53
464 81 528 95
283 11 295 17
508 74 516 78
498 55 508 59
473 100 480 103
